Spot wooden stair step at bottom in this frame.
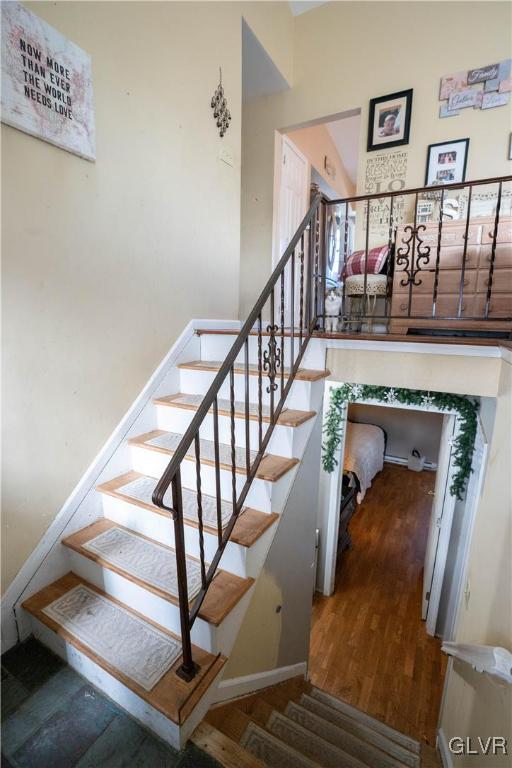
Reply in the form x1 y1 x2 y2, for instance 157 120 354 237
192 721 265 768
178 359 330 382
310 688 421 755
153 392 316 427
96 471 279 548
128 430 299 482
23 573 225 726
62 519 253 626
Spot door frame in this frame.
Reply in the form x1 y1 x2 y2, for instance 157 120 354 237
271 131 310 270
318 385 466 637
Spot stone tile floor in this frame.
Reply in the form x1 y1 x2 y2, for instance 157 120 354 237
1 637 219 768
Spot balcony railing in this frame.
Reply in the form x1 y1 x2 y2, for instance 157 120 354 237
315 175 512 338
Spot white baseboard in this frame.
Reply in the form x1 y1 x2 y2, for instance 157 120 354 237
437 728 454 768
1 318 240 653
212 661 308 705
385 454 437 471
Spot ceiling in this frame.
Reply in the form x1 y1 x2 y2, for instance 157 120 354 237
325 113 361 186
289 1 329 16
242 20 290 102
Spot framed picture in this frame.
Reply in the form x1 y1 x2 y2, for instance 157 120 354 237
367 89 413 152
425 138 469 186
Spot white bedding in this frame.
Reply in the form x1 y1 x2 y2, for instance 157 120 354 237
343 421 385 503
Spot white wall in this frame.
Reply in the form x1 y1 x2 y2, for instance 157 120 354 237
349 403 443 464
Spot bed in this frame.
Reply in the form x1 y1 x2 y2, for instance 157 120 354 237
343 421 387 503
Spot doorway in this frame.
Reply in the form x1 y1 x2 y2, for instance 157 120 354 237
310 387 488 744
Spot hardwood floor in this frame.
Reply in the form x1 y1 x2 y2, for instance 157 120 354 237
309 464 447 747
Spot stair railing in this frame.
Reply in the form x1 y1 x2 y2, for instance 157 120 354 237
152 194 324 680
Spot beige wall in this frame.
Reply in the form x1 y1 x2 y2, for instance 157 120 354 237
1 1 293 591
240 1 512 317
286 123 355 198
440 356 512 765
326 347 502 398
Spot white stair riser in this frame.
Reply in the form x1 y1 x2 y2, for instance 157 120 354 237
155 405 308 459
199 333 327 371
29 616 221 749
129 445 290 514
65 549 219 652
179 368 316 412
100 494 278 579
101 494 247 576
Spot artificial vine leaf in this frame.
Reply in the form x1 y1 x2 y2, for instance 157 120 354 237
322 384 478 500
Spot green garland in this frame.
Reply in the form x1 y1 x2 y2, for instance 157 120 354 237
322 383 478 500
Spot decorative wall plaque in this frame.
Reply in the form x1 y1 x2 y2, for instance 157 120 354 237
1 2 95 160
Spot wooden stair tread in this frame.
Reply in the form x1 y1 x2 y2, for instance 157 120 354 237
195 327 511 350
154 392 316 427
62 519 253 626
178 359 330 382
128 429 299 482
22 573 225 726
96 471 278 548
192 721 266 768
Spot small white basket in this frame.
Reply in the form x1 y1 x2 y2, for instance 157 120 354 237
408 449 425 472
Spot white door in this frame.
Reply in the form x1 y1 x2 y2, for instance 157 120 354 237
274 135 309 325
423 414 458 634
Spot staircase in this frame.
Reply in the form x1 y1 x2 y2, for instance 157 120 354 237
196 679 441 768
15 196 329 748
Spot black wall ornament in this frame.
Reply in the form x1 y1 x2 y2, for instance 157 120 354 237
210 68 231 137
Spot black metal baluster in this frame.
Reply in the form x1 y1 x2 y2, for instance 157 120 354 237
212 396 222 546
291 244 296 367
229 366 237 513
363 199 370 319
313 207 320 326
457 186 472 318
408 192 419 317
384 196 395 322
484 181 502 318
320 201 327 331
194 434 207 588
244 338 251 478
341 202 349 326
257 312 263 450
172 470 198 681
269 290 275 419
280 270 285 396
432 188 445 318
299 238 305 345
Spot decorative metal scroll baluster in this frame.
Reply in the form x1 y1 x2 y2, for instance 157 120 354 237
194 434 207 588
264 291 281 420
396 201 431 316
212 396 222 546
290 244 296 365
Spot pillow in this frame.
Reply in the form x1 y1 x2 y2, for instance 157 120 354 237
345 245 389 277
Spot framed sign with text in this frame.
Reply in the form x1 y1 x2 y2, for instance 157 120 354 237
1 2 95 160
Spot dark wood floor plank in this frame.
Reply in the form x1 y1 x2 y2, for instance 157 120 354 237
309 464 447 747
